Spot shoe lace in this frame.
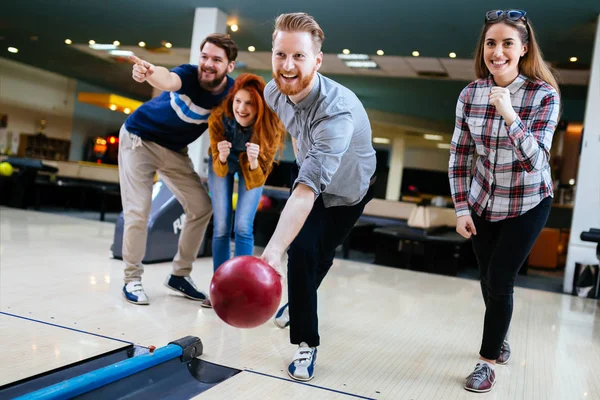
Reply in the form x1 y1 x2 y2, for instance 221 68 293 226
471 364 491 383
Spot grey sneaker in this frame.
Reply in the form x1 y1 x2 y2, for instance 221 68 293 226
497 340 511 365
464 363 496 393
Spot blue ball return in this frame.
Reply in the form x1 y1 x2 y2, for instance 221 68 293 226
0 336 240 399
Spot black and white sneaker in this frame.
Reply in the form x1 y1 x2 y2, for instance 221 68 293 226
164 275 207 301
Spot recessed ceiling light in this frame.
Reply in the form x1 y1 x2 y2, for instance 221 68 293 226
248 46 256 52
109 50 134 57
165 42 172 48
65 39 72 45
338 53 369 60
113 40 120 46
342 49 350 55
124 108 131 115
345 60 378 68
89 40 96 45
412 51 420 57
7 47 18 54
570 56 578 62
373 137 390 144
109 104 117 111
231 24 239 32
424 134 443 141
437 143 451 149
90 43 117 50
138 41 146 48
449 52 457 58
376 50 384 56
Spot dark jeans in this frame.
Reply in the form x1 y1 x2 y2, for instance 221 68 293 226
287 187 374 347
471 196 552 360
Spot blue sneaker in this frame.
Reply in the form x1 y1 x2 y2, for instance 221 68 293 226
123 281 149 305
274 303 290 328
164 275 207 301
288 343 317 381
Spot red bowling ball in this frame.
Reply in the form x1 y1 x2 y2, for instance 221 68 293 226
210 256 282 329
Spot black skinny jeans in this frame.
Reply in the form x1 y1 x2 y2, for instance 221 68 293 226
471 196 552 360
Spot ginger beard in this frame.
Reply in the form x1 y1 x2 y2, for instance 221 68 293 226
272 65 317 96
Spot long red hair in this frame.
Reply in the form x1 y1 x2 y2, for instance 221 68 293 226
222 73 286 160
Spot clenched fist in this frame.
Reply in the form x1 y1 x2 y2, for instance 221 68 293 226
217 140 232 163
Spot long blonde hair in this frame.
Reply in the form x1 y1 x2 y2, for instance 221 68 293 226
474 16 560 95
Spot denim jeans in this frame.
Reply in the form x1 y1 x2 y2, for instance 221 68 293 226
207 162 263 271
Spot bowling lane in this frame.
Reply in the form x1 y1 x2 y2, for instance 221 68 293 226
195 371 361 399
0 313 128 387
0 208 293 372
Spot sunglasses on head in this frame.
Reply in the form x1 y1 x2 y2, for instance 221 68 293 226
485 9 527 23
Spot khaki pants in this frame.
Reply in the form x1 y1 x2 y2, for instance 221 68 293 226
118 125 212 283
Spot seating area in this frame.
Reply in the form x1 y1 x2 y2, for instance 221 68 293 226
0 156 573 281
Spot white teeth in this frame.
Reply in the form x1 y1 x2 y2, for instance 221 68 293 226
492 60 507 65
282 74 297 78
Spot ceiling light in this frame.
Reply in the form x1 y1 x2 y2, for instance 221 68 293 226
65 39 72 45
373 137 390 144
342 49 350 55
376 50 384 56
89 40 96 45
78 93 142 113
124 108 131 115
338 53 369 60
109 50 134 57
230 24 238 32
437 143 451 149
424 134 443 141
449 52 457 58
412 51 420 57
8 47 18 54
345 60 378 69
165 42 172 48
109 104 117 111
113 40 120 46
90 43 118 50
569 179 575 185
570 57 578 62
248 46 256 52
138 41 146 48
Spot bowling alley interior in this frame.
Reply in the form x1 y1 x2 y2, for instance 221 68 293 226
1 2 599 399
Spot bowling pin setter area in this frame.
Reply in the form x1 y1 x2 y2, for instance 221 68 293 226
1 207 599 399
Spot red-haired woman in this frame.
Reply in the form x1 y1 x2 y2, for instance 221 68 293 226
206 73 285 294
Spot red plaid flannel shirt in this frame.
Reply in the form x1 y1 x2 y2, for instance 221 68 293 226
449 74 560 222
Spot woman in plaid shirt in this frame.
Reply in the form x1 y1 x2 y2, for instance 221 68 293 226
448 10 561 393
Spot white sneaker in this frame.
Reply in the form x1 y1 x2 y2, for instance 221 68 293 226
123 281 149 305
287 342 317 381
274 303 290 328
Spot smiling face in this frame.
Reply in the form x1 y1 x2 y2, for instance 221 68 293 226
232 89 257 127
483 22 528 86
198 42 235 92
271 30 322 102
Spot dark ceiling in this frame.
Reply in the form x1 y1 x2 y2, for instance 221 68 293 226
2 0 599 101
